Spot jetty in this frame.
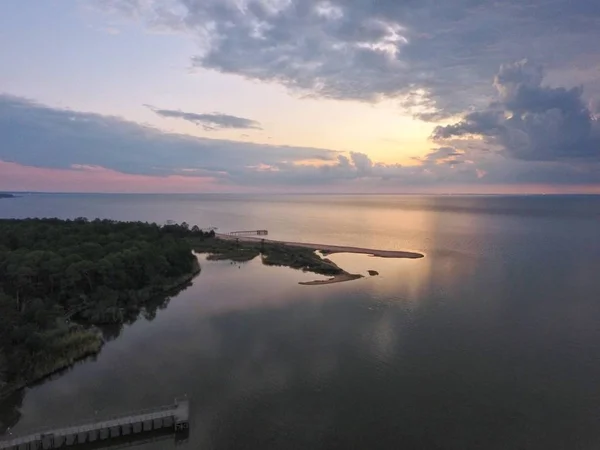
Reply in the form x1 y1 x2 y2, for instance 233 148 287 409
0 400 189 450
228 229 268 236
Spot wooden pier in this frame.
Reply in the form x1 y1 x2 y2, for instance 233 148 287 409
228 229 268 236
0 400 189 450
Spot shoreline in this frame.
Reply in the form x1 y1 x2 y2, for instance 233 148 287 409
215 235 423 286
299 273 364 286
217 235 425 259
0 264 201 400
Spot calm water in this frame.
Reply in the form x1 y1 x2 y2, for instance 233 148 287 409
2 194 600 449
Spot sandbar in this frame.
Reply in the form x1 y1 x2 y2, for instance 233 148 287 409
218 235 424 259
299 273 364 286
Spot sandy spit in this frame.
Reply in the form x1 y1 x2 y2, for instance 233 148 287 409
217 235 424 259
299 273 364 286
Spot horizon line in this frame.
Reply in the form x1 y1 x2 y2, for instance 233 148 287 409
3 191 600 197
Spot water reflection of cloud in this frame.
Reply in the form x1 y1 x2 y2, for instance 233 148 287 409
8 244 600 449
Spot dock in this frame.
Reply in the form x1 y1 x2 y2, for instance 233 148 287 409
228 230 268 236
0 400 189 450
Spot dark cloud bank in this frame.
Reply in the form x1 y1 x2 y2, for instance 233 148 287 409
97 0 600 120
433 60 600 161
0 95 335 180
2 91 600 188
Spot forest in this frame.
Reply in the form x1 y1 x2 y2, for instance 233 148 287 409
0 218 205 396
189 236 344 275
0 217 341 398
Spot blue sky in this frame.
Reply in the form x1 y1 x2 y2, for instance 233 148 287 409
1 0 599 193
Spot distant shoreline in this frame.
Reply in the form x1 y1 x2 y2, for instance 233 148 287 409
217 234 425 259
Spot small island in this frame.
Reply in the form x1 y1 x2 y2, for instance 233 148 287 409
0 193 15 199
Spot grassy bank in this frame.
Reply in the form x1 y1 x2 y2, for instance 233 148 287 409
0 326 103 399
0 264 200 399
0 263 201 399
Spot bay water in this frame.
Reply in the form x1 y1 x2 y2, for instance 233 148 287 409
1 194 600 449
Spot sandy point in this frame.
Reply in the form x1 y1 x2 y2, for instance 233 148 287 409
217 235 425 259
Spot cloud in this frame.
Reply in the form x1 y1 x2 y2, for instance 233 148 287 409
145 105 262 131
420 147 465 165
349 151 373 176
432 111 505 141
232 149 492 187
95 0 600 120
433 60 600 161
0 160 218 193
3 93 600 190
0 94 335 179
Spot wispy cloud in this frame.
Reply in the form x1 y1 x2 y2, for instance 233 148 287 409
0 94 334 177
145 105 262 131
0 160 218 193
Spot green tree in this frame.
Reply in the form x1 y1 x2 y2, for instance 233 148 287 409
0 218 199 391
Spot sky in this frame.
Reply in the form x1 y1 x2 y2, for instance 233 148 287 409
0 0 599 193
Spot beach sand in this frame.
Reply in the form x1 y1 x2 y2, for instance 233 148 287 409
299 273 364 286
218 235 425 259
216 234 423 285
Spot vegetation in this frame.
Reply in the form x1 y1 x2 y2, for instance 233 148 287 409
189 238 344 276
261 243 342 275
192 237 261 262
0 218 203 396
0 219 343 397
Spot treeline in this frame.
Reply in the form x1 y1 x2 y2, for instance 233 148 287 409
0 218 205 393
